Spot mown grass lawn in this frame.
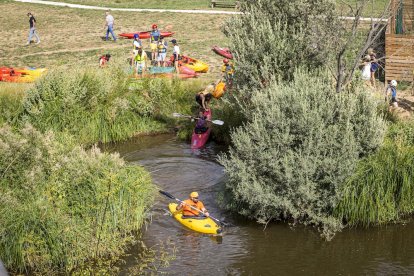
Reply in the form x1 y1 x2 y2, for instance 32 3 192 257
0 1 230 79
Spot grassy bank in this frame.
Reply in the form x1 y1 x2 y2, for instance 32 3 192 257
0 83 30 126
0 125 155 274
12 64 206 144
335 121 414 226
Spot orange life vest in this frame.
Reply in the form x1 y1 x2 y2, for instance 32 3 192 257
182 199 205 216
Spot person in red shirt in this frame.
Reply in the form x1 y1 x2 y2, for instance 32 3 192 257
176 192 210 218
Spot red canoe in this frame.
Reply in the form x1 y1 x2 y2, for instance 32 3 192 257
119 31 174 39
191 109 212 149
212 46 233 59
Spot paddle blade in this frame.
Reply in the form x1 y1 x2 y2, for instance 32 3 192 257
159 190 175 199
172 113 182 117
211 120 224 126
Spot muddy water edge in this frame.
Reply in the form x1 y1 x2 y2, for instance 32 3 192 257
102 134 414 275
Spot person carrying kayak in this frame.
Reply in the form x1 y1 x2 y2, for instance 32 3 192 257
171 39 180 73
221 59 234 87
176 192 210 218
149 24 161 64
196 83 214 110
157 36 168 67
99 54 111 67
134 47 148 77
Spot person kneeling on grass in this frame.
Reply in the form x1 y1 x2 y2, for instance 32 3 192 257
134 47 148 77
99 54 111 67
176 192 209 218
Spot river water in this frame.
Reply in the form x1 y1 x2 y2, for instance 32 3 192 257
105 134 414 275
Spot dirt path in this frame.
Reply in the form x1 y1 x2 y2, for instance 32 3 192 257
14 0 243 14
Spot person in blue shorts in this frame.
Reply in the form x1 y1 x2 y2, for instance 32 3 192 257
385 80 398 108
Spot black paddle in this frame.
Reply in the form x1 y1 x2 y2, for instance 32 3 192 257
159 190 231 227
172 113 224 126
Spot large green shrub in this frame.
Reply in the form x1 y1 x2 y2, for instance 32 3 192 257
224 0 339 93
219 71 386 237
0 125 155 274
19 66 198 144
335 121 414 226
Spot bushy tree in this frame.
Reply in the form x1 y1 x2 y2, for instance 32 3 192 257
219 71 385 238
224 0 339 94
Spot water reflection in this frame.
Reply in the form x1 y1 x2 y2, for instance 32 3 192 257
107 134 414 275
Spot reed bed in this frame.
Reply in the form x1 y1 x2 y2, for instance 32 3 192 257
0 125 155 274
18 65 201 144
335 122 414 226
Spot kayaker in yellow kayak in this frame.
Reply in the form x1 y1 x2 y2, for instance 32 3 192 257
176 192 210 218
196 83 214 110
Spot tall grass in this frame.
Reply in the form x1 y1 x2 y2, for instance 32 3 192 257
0 83 30 126
335 121 414 226
18 65 200 144
0 125 155 274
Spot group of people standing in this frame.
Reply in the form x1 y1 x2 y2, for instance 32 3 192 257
130 24 180 76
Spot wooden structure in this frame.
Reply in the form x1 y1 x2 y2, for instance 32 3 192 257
385 0 414 82
210 0 239 9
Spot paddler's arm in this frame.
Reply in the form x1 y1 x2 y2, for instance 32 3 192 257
200 202 209 217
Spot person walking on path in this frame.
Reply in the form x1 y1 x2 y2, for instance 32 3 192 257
26 12 40 45
104 11 117 41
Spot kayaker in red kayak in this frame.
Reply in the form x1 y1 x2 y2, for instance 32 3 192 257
176 192 210 218
171 39 180 73
221 59 235 87
196 84 214 110
157 36 168 67
194 110 210 134
99 54 111 67
150 24 161 64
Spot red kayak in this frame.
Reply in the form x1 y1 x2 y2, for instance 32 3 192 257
212 46 233 59
119 31 174 39
191 109 212 149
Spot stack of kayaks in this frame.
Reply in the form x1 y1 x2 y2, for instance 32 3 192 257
0 67 47 83
191 108 212 149
119 31 174 39
212 81 226 99
168 203 221 234
212 46 233 59
177 55 209 73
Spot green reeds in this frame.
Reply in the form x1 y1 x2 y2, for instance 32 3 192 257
0 125 155 274
335 122 414 227
17 65 201 144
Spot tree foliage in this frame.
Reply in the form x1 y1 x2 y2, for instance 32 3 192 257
224 0 339 93
219 71 386 238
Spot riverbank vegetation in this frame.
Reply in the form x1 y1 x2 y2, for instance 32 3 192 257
219 0 414 238
0 124 155 274
18 65 199 144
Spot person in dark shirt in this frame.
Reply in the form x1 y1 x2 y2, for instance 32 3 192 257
26 12 40 45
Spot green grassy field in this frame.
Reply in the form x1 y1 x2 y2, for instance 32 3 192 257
0 1 230 79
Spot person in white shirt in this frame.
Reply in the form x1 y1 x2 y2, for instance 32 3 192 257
172 39 180 73
104 11 117 41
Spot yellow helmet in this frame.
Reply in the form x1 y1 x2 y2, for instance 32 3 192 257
190 192 199 198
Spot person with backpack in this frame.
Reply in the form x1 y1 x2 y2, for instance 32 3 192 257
157 36 168 67
26 12 40 45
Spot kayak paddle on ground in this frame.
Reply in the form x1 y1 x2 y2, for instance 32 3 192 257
159 190 231 227
172 113 224 126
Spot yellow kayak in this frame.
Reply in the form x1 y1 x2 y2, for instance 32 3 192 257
212 81 226 99
168 203 222 234
180 55 209 73
15 67 47 77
